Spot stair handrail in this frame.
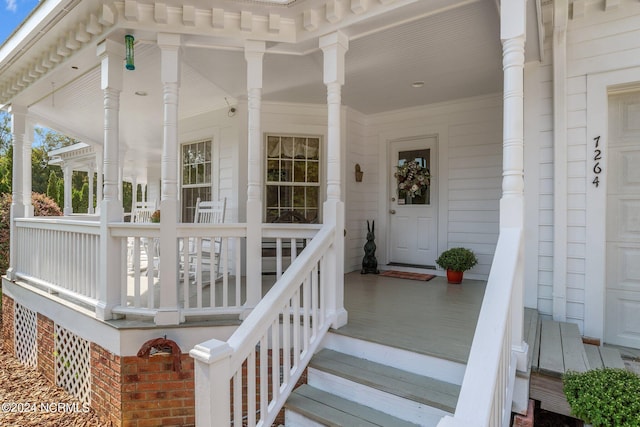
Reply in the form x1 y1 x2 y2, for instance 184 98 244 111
438 227 523 427
191 224 337 427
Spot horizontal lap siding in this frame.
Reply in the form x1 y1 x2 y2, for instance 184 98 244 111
364 96 502 278
345 110 377 272
530 2 640 330
447 111 501 277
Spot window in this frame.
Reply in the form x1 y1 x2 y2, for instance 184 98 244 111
265 135 321 223
181 140 212 222
396 148 431 205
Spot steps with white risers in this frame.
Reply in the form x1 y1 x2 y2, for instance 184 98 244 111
285 348 460 426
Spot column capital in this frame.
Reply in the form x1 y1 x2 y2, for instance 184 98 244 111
501 0 527 42
244 40 266 90
97 39 124 91
158 33 182 84
9 104 27 134
320 31 349 86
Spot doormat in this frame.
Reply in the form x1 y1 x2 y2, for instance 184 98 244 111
379 270 436 281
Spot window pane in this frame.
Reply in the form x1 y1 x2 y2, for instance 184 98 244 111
294 138 307 159
397 148 430 205
279 186 292 208
293 187 305 207
280 160 292 182
307 161 319 182
267 136 279 158
266 185 278 207
306 209 318 223
281 137 293 158
307 138 319 160
293 161 306 183
266 209 279 223
307 187 318 208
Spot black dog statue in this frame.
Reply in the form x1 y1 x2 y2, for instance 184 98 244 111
361 220 379 274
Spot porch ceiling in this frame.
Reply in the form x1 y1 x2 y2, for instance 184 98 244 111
2 0 540 180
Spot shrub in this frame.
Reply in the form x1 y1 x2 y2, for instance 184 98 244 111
0 193 62 273
435 247 478 272
563 368 640 427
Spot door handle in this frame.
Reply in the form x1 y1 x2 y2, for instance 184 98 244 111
389 209 396 214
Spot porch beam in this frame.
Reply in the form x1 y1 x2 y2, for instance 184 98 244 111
320 31 348 329
243 40 266 316
156 32 182 326
7 104 27 280
500 0 528 375
96 39 124 321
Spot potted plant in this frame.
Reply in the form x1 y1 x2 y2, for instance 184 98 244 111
563 368 640 426
435 247 478 284
150 210 161 223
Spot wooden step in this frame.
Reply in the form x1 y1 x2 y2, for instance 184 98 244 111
285 385 423 427
310 349 460 413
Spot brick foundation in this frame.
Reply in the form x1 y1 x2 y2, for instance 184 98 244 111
91 343 196 427
513 399 535 427
2 294 15 355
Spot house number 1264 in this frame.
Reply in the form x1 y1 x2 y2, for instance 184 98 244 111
592 136 602 187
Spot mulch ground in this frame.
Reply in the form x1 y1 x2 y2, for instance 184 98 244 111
0 350 105 426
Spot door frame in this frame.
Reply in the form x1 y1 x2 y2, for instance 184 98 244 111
585 67 640 343
377 127 448 269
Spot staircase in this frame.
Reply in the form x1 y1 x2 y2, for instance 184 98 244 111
284 332 463 426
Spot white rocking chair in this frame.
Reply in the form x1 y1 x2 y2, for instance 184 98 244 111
189 197 227 282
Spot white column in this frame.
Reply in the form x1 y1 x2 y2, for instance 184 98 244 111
96 39 124 321
131 174 138 213
320 32 348 329
156 32 181 325
23 121 34 217
243 40 266 315
96 151 103 215
118 162 124 203
7 105 27 279
63 163 73 215
501 0 528 373
88 162 95 214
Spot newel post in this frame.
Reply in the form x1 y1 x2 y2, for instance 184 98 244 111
96 39 124 320
190 339 233 427
7 105 27 280
243 40 266 317
156 32 182 325
320 32 348 329
501 0 528 373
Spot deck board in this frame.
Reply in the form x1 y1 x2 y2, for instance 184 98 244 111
559 322 589 373
600 347 626 369
539 320 564 376
584 344 603 369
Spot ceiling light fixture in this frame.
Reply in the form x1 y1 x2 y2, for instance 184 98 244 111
135 91 147 96
412 81 425 88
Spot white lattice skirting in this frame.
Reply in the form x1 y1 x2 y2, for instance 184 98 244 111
54 324 92 405
14 303 37 368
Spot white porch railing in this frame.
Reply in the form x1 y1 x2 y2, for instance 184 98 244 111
438 228 523 427
13 218 101 308
109 223 248 319
190 225 336 427
262 224 322 279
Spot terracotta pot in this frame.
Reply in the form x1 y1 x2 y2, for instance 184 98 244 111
446 269 463 284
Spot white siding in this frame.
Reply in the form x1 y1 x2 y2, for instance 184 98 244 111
360 94 503 278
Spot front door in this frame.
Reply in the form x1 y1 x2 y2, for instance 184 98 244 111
389 137 438 267
605 91 640 348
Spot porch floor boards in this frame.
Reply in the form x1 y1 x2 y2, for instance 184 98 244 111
337 272 487 364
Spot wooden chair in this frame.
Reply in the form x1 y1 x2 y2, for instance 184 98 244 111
190 197 227 280
129 200 158 271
